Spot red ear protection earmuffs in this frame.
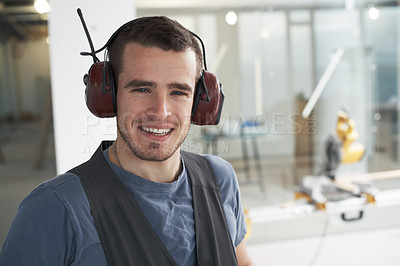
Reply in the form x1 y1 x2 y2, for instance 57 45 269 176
78 9 224 125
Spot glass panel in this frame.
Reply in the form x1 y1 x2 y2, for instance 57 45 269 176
365 7 400 171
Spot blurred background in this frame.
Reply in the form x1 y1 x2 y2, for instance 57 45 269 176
1 0 400 265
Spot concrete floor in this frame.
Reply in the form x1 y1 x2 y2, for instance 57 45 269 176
1 121 400 265
247 225 400 266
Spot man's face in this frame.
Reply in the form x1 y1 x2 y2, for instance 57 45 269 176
116 43 197 162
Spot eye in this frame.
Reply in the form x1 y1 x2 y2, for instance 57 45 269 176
171 90 188 96
131 88 150 93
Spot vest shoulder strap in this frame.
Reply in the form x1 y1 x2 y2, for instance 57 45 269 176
181 151 238 266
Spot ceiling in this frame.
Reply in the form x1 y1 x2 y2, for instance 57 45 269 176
0 0 398 42
0 0 47 41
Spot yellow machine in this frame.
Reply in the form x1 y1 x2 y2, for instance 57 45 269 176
295 110 370 210
336 110 365 164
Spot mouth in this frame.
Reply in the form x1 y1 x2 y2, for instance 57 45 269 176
140 126 173 136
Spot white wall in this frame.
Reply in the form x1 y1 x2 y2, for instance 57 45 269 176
49 0 135 174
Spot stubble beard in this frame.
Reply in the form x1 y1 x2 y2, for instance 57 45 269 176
117 122 189 162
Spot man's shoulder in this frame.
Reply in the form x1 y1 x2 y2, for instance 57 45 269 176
40 172 81 190
181 151 232 174
33 172 87 206
200 154 237 190
182 151 234 174
202 154 235 175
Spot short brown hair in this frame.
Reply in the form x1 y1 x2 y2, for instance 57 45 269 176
107 16 203 87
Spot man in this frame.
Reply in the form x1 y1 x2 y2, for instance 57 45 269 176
0 16 254 266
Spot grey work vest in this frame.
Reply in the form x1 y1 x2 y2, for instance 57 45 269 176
68 141 238 266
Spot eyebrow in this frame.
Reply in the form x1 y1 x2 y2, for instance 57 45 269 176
124 79 193 93
168 82 193 93
124 79 156 89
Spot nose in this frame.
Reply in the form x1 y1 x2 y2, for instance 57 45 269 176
146 92 172 120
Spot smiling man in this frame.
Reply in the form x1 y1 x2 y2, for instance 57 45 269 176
114 42 196 181
0 16 254 266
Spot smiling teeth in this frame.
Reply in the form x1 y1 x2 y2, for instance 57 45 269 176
142 127 171 135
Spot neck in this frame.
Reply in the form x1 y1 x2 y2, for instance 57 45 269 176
109 140 182 183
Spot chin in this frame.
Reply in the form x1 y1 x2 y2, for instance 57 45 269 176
134 148 178 162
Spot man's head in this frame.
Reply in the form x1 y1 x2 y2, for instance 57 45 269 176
107 16 203 88
111 17 200 163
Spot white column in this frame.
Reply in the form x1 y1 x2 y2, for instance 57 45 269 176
49 0 135 174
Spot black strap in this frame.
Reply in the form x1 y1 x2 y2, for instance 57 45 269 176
69 141 238 266
182 151 238 266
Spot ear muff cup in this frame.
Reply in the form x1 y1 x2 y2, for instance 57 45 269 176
84 62 117 118
191 70 224 125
